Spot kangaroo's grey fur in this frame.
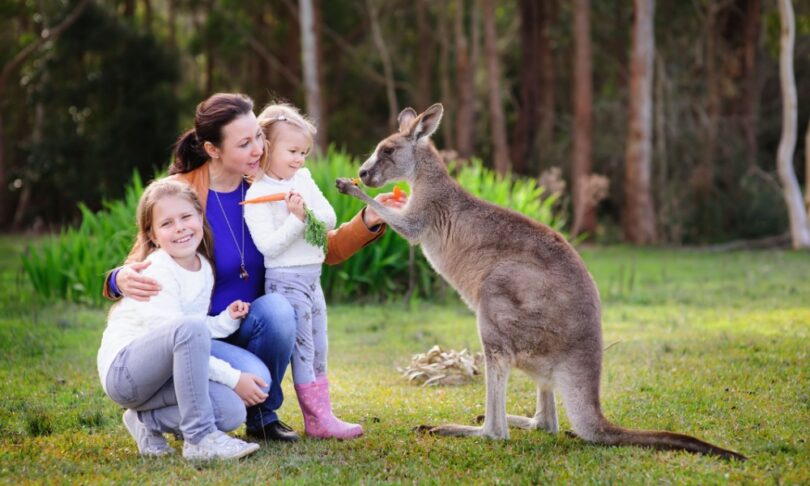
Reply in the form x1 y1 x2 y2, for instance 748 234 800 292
335 104 745 461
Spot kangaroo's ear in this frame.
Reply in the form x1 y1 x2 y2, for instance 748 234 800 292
398 108 418 134
413 103 443 141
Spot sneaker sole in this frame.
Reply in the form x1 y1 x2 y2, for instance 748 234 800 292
183 442 260 461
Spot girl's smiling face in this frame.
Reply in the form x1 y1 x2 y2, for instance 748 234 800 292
265 125 311 180
150 195 204 269
207 113 265 178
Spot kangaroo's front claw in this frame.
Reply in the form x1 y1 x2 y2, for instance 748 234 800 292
335 177 364 198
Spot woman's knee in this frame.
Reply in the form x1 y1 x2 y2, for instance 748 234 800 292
250 293 296 343
236 353 272 393
210 384 247 432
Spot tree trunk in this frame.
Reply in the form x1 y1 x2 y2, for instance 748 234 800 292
537 0 556 171
455 0 477 160
511 0 541 173
696 1 720 195
623 0 657 244
167 0 176 50
438 2 455 150
415 0 434 110
739 0 761 165
300 0 327 153
775 0 810 248
572 0 595 236
367 0 399 132
481 0 510 175
806 114 810 217
143 0 152 30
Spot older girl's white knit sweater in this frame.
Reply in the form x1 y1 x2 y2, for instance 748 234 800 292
244 169 337 268
97 249 242 392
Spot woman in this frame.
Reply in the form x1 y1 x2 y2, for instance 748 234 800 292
105 93 400 442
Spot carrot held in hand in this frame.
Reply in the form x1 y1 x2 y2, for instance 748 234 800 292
392 186 407 201
239 192 287 205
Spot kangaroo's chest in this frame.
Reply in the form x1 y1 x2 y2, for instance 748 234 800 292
421 237 484 309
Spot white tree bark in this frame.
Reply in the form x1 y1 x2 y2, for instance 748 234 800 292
299 0 325 153
805 113 810 217
776 0 810 248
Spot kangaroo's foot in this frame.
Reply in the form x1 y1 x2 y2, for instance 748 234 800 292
417 423 507 439
477 414 559 432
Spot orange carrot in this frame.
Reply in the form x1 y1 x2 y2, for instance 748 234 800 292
352 178 361 185
239 192 287 205
392 186 406 201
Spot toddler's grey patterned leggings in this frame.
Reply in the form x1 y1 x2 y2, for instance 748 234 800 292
265 264 327 385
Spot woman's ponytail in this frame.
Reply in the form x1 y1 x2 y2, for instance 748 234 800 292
170 129 207 175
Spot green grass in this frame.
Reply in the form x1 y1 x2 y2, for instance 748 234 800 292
1 235 808 484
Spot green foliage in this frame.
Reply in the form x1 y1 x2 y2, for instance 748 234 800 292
4 237 810 482
22 150 566 305
22 171 144 305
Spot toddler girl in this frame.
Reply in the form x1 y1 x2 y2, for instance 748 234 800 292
97 179 263 459
244 103 361 439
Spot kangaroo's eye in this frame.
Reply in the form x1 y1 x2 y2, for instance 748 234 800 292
382 146 395 156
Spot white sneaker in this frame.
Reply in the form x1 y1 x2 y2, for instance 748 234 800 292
182 430 260 461
122 410 174 457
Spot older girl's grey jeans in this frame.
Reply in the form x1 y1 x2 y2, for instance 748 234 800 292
104 317 245 444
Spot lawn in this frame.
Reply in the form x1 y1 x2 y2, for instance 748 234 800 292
1 235 808 484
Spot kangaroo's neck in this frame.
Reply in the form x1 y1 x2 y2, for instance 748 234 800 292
411 145 457 199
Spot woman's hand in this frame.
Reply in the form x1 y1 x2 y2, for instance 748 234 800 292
227 300 250 320
286 190 306 222
116 261 161 301
234 372 269 406
363 192 407 228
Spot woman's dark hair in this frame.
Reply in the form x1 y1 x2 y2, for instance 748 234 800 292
170 93 255 175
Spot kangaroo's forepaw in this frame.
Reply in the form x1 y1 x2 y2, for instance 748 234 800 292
335 178 364 198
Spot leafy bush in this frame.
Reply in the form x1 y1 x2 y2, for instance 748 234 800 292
23 150 566 305
22 172 145 305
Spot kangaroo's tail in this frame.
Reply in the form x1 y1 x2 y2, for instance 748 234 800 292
558 364 746 461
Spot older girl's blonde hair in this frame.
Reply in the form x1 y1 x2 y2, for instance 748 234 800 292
133 179 214 264
257 102 317 172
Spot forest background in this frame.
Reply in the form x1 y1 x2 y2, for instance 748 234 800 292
1 0 810 246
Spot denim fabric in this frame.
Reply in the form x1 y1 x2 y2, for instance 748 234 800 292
105 317 243 444
217 292 296 430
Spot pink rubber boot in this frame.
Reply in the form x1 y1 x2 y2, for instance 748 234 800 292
294 376 363 439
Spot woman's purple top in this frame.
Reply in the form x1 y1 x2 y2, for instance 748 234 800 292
205 180 265 315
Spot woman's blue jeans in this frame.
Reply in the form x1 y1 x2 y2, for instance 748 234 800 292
212 293 296 431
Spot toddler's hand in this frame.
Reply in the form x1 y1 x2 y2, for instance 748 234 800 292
234 372 268 406
286 190 306 222
227 300 250 319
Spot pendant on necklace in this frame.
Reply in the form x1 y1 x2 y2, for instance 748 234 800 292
239 264 249 281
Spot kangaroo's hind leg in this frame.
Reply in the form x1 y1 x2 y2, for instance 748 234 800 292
428 346 511 439
504 385 558 433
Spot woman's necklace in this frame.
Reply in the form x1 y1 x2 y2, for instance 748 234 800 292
212 179 249 280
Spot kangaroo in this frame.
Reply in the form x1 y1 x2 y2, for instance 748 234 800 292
335 103 746 461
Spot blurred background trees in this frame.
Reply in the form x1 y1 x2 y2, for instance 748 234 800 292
2 0 810 245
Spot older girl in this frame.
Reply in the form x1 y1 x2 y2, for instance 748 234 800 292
98 179 261 460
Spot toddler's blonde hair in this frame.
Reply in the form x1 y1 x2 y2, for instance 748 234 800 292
257 102 317 173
